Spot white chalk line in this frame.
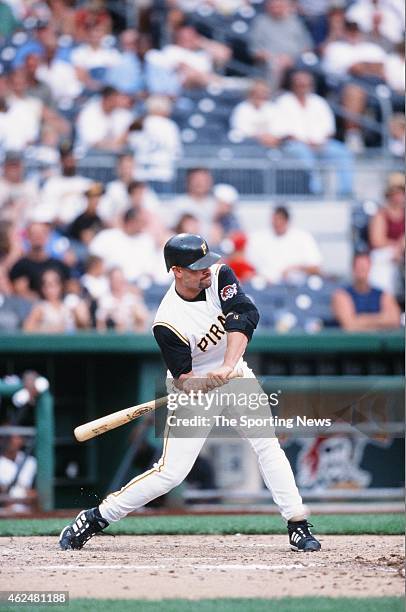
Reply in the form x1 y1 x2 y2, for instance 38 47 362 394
12 561 399 575
22 562 322 572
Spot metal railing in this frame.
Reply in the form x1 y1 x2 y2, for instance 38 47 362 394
0 380 54 511
68 153 402 199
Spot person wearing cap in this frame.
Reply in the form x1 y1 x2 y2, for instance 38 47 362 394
224 231 256 283
60 232 321 554
213 183 241 236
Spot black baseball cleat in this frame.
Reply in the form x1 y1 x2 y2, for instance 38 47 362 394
288 520 321 552
59 507 109 550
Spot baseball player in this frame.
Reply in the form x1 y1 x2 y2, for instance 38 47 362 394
59 234 321 552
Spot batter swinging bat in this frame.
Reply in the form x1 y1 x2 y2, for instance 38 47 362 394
74 369 244 442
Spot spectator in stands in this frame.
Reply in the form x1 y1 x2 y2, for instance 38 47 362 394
68 182 105 245
0 264 32 330
70 20 122 90
4 67 68 151
129 95 182 183
45 0 77 38
89 208 156 282
277 69 353 195
96 267 148 332
249 0 313 88
388 114 405 158
368 174 405 295
76 86 134 152
24 53 54 107
101 153 135 224
332 252 400 330
173 212 201 235
297 0 330 46
9 221 70 295
0 152 40 228
23 268 90 332
319 3 347 52
100 155 162 227
34 30 84 103
0 432 37 513
174 168 215 235
159 24 231 88
26 123 61 178
105 29 144 96
213 183 241 235
73 2 112 44
0 219 23 270
126 180 164 241
230 80 281 147
80 255 109 302
142 33 181 97
224 231 256 283
384 41 405 110
40 145 92 226
247 205 322 284
13 20 59 68
345 0 404 47
321 20 388 152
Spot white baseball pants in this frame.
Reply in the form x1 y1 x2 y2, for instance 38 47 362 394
99 375 307 523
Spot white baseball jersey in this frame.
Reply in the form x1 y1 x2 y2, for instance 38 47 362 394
153 264 243 376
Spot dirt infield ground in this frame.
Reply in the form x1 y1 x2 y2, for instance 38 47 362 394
1 535 404 600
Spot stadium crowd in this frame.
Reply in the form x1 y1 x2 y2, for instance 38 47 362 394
0 0 404 334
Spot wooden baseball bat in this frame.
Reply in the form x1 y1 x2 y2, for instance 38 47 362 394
74 369 244 442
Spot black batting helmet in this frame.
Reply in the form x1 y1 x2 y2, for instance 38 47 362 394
164 233 221 272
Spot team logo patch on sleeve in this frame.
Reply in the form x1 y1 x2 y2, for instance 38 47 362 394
220 283 237 301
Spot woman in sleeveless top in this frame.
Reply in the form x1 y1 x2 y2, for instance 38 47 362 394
369 181 405 255
368 178 405 295
23 268 90 332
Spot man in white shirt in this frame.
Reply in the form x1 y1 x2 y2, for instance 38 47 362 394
99 154 162 227
345 0 404 46
276 70 353 195
322 20 388 151
159 25 231 88
89 208 156 283
39 147 92 225
230 80 282 147
247 206 322 284
3 69 43 151
76 86 133 152
129 95 182 183
70 22 122 90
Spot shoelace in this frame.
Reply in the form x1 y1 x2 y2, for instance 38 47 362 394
289 521 314 539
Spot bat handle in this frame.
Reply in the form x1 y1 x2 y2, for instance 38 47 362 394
228 367 245 379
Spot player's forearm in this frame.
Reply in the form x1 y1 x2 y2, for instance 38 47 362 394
223 331 248 370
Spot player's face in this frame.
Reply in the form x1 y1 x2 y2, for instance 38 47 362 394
174 267 212 291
